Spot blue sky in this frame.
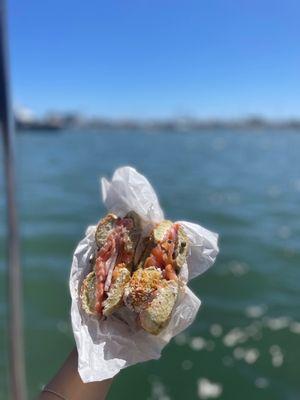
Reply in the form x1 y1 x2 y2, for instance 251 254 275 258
8 0 300 118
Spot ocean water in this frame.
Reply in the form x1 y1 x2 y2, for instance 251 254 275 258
0 129 300 399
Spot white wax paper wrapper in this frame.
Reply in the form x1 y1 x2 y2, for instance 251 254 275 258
70 166 219 382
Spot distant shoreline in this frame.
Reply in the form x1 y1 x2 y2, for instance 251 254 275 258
16 122 300 133
15 116 300 132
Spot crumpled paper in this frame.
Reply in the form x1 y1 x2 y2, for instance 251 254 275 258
70 166 219 382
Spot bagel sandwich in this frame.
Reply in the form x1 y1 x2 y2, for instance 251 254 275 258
124 220 189 334
80 211 141 317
